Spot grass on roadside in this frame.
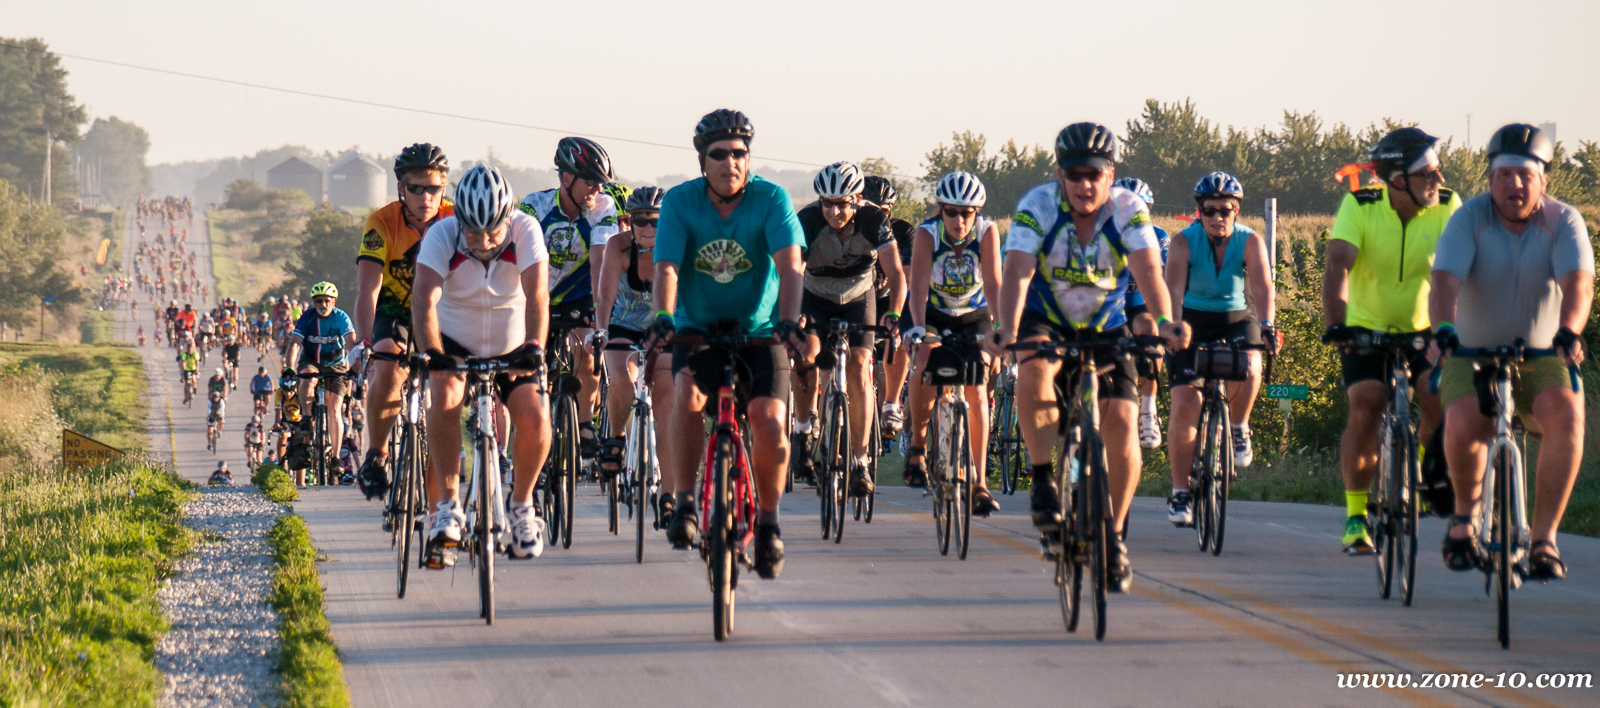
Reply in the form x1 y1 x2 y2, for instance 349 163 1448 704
0 342 148 452
206 210 246 303
0 457 193 708
252 462 298 504
265 515 349 708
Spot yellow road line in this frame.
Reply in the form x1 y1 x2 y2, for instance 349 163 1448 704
1181 577 1565 708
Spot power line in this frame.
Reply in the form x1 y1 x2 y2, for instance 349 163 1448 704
2 38 924 179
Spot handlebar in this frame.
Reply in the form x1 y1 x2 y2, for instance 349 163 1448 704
1426 344 1580 395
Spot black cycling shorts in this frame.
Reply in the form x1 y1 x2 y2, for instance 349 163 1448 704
671 337 791 401
297 362 351 396
924 309 989 339
1016 311 1139 402
607 324 647 342
373 313 411 348
1339 329 1431 388
438 333 540 402
801 290 876 348
1169 309 1260 388
550 295 595 332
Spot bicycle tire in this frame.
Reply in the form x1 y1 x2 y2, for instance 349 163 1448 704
1399 425 1419 607
830 391 848 543
1212 416 1231 557
952 405 971 560
395 423 415 599
1058 439 1082 633
863 411 877 524
1375 420 1398 599
1194 396 1215 552
1084 430 1111 641
560 395 578 549
1494 445 1511 649
608 474 620 535
542 471 560 548
710 432 736 641
476 440 495 626
634 409 650 564
818 389 838 539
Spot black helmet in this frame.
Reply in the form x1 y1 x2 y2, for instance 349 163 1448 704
625 185 665 212
1486 123 1554 167
1369 127 1439 179
554 137 615 183
693 109 754 153
1055 122 1119 170
394 143 448 180
863 176 898 207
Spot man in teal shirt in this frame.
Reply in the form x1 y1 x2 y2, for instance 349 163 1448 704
650 109 805 579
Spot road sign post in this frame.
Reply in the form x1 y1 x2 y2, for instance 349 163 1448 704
63 429 124 470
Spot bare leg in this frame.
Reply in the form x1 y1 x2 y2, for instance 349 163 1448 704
505 384 551 506
1168 385 1202 490
1529 386 1583 544
1101 399 1140 533
425 373 467 507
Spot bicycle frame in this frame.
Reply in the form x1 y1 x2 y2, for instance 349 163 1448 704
699 367 757 556
1477 357 1530 582
461 373 508 560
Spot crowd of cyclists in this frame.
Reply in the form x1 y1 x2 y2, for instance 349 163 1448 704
130 112 1587 641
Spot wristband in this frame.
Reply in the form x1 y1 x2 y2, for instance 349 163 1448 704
886 311 900 319
1153 314 1172 327
1435 321 1454 331
655 310 673 319
1261 320 1272 329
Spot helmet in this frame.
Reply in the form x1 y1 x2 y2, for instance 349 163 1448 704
453 164 516 232
600 182 632 211
394 143 448 181
1486 123 1554 167
1370 127 1440 180
252 414 262 424
813 161 865 199
170 299 178 307
554 137 615 183
309 281 339 299
265 296 275 304
693 109 755 153
217 461 228 469
1055 122 1119 170
863 176 898 207
214 368 224 377
934 172 987 207
1193 171 1245 203
1113 177 1155 205
625 185 665 212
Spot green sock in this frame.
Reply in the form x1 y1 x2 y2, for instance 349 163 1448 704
1346 490 1368 518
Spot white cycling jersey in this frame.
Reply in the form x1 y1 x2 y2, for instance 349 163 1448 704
416 213 549 358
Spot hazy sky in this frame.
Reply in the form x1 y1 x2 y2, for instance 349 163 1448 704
14 0 1600 183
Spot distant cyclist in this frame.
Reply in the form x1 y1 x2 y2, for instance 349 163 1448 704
251 366 274 413
177 344 199 389
284 282 356 469
1321 127 1458 554
1428 123 1591 581
1113 177 1171 449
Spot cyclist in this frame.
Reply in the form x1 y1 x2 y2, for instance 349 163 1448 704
208 366 229 401
864 176 917 440
413 163 553 564
595 186 674 486
284 282 357 471
208 460 232 486
1429 123 1591 581
988 122 1187 593
790 161 905 495
207 369 228 436
197 312 215 352
353 143 454 499
1321 127 1459 554
1113 177 1172 449
651 108 805 579
519 137 620 461
246 414 266 463
221 325 242 385
1164 171 1278 527
177 343 199 391
902 172 1002 514
250 366 273 413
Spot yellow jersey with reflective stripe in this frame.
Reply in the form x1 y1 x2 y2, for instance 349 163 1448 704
1329 186 1461 332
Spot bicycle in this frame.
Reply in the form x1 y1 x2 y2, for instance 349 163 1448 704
911 331 988 559
245 426 265 468
182 371 197 408
988 360 1026 496
1344 329 1427 605
1186 339 1267 557
370 350 431 597
206 393 224 453
604 341 664 564
540 311 588 550
808 319 886 544
433 354 543 625
298 370 349 487
1010 334 1161 641
1429 340 1579 649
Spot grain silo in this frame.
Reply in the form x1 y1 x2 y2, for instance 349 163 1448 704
329 152 386 209
266 157 324 203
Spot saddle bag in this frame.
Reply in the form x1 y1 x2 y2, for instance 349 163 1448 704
923 343 988 387
1194 344 1250 381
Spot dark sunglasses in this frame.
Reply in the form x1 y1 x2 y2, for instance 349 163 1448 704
1200 206 1237 218
404 183 445 196
705 148 749 161
632 217 659 228
820 198 857 210
1064 169 1103 183
942 206 978 219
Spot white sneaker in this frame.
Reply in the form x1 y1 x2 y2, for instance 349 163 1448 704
881 402 904 436
1232 425 1253 468
1168 490 1194 527
429 500 464 545
508 503 546 559
1138 408 1162 449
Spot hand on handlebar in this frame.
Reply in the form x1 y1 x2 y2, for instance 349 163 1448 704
773 319 805 352
1262 324 1283 356
983 328 1012 358
1158 320 1191 351
1553 327 1586 367
1427 324 1459 366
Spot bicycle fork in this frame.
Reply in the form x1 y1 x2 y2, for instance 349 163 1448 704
1479 375 1529 589
465 393 508 550
699 381 755 556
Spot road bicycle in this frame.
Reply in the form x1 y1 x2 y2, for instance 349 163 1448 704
989 361 1026 496
206 393 224 453
1430 340 1579 649
1010 334 1161 641
808 319 886 544
1343 329 1427 605
911 331 988 559
541 311 588 550
372 350 431 599
181 370 197 408
1186 339 1266 557
605 341 664 564
298 369 350 487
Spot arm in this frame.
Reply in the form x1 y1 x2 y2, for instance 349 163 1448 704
652 261 678 317
1127 247 1186 347
1165 234 1190 324
979 222 1003 327
1425 270 1463 364
1246 231 1274 324
773 245 805 323
522 263 550 347
996 252 1036 345
909 228 934 328
1558 270 1593 366
354 260 382 343
411 265 446 356
586 241 605 326
1321 239 1358 327
595 235 625 332
877 243 907 326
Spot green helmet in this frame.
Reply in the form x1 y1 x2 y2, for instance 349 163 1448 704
601 182 632 211
310 282 339 299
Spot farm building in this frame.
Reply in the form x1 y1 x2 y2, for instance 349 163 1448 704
329 152 386 209
266 157 323 203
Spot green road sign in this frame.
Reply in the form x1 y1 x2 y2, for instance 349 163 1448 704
1265 384 1309 400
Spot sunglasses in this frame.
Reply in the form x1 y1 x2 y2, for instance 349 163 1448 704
1407 168 1444 183
1064 169 1104 183
632 217 658 228
1200 207 1237 218
403 183 445 196
820 198 857 210
705 148 749 161
942 206 978 219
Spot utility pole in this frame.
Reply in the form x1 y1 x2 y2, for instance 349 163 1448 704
43 130 52 205
1466 114 1473 148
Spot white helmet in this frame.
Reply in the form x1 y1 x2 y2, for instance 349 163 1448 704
935 172 987 208
214 368 224 377
813 161 865 200
454 164 516 232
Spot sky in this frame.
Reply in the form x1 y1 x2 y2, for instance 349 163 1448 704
12 0 1600 184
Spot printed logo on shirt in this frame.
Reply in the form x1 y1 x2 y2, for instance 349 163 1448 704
932 252 978 296
695 239 754 284
546 224 585 269
362 229 383 252
1127 212 1150 227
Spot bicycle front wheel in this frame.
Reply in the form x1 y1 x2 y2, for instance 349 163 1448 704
951 405 971 560
554 394 579 549
634 411 651 564
863 410 878 523
1083 430 1112 641
1494 445 1512 649
1375 420 1398 599
829 392 848 544
710 432 736 641
394 425 416 599
476 449 495 626
1399 425 1419 607
1211 418 1232 557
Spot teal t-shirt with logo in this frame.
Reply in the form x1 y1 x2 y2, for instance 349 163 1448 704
655 175 804 335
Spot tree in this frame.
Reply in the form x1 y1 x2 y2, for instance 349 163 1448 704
858 157 927 222
921 131 1054 218
0 38 86 204
278 204 360 301
0 178 80 332
73 116 151 207
1121 98 1224 212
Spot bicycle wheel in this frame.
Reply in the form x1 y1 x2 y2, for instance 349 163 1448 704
1399 425 1419 607
395 425 416 598
831 390 849 543
710 431 736 641
607 473 620 535
476 447 495 626
634 410 650 564
1083 430 1111 641
1193 399 1214 552
560 398 578 549
1211 413 1232 557
1058 438 1083 633
951 405 971 560
1374 420 1398 599
863 411 877 524
1493 446 1511 649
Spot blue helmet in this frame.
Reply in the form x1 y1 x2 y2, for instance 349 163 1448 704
1193 171 1244 204
1113 177 1154 205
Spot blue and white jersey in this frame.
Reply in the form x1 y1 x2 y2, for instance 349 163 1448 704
918 215 995 317
1005 182 1159 331
518 188 620 305
1125 225 1170 308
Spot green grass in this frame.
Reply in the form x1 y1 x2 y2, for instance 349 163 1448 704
0 457 194 708
0 342 148 452
265 515 349 708
252 462 298 504
206 210 246 303
78 309 116 344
